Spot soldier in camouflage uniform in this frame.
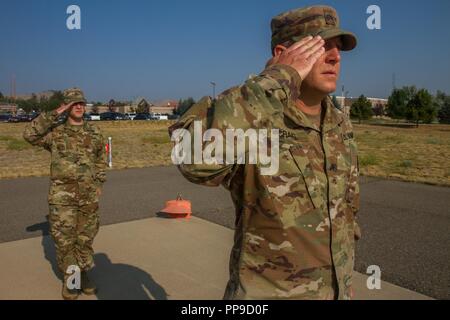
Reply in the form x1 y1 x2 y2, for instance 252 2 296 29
170 6 360 300
23 88 107 300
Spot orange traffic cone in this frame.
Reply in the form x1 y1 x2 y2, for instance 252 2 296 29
160 194 192 219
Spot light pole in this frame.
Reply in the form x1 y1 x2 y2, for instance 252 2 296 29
210 82 216 100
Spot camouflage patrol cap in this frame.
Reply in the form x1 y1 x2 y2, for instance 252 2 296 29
271 5 357 52
63 87 87 105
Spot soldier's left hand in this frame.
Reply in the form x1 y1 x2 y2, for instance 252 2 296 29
96 188 102 197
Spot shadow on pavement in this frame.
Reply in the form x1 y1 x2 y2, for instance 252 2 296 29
155 212 190 219
26 220 168 300
91 253 168 300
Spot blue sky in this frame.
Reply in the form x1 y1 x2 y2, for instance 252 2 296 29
1 0 449 102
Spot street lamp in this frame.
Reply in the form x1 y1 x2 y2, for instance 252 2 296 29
210 82 216 100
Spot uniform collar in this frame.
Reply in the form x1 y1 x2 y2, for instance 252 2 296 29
64 119 88 132
283 96 345 132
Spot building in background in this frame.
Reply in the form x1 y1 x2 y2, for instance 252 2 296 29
84 98 179 115
150 100 178 115
0 104 18 114
335 96 388 118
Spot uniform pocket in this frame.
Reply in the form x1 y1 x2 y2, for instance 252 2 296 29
255 144 317 232
261 144 315 203
289 145 326 210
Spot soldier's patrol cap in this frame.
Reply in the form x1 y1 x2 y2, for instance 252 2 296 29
63 87 87 105
271 5 357 52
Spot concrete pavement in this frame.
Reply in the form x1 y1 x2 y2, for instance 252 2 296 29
0 216 433 300
1 167 449 299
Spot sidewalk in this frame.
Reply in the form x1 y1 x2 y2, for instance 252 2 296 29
0 217 433 300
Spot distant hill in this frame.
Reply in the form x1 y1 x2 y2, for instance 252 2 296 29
15 90 56 100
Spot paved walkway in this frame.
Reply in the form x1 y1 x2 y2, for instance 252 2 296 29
0 217 433 300
2 168 449 299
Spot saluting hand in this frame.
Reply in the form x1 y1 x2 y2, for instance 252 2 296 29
56 102 75 115
267 35 325 80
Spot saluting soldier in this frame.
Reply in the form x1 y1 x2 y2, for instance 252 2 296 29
24 88 107 300
170 5 361 300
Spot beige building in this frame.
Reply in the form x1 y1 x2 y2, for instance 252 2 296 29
128 98 178 115
85 98 179 115
150 100 178 115
335 96 388 117
0 104 18 114
85 100 143 114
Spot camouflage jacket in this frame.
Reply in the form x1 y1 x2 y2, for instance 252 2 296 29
23 111 107 206
169 64 360 300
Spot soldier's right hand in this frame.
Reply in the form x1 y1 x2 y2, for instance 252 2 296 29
56 103 74 115
268 35 325 81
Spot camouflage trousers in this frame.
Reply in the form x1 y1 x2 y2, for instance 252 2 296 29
48 203 100 274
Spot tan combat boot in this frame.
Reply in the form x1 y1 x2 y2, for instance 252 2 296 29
81 271 97 295
62 274 79 300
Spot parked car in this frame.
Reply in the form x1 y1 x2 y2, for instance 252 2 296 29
134 113 157 121
157 114 169 121
151 113 169 121
124 113 137 120
29 112 40 120
8 114 35 123
100 112 125 121
168 114 180 120
88 113 101 121
0 114 12 122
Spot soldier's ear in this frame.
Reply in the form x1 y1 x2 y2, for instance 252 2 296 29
273 45 287 57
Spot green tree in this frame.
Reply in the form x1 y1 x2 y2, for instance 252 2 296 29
373 104 385 117
16 99 32 113
176 97 196 116
386 86 416 119
350 95 373 124
136 100 150 114
108 99 116 112
0 91 4 101
434 91 447 112
13 93 40 113
34 91 64 112
405 89 436 127
29 94 38 112
436 91 450 124
47 91 65 111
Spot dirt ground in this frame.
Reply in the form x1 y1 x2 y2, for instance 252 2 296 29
1 121 449 186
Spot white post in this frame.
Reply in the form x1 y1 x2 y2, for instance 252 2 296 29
108 137 112 168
